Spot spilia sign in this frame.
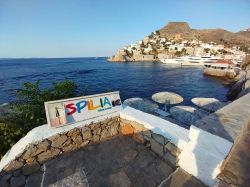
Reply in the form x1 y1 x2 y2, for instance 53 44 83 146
45 91 122 128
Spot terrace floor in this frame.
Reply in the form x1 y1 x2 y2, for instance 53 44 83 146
25 136 205 187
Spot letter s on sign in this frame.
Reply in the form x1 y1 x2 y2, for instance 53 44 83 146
66 103 76 115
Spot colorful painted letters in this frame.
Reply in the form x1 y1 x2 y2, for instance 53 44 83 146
65 97 121 115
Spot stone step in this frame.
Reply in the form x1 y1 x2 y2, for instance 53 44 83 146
158 167 207 187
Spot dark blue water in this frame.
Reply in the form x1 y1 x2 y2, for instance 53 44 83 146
0 57 229 105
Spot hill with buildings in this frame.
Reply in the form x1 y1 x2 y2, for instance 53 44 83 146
159 22 250 48
108 22 250 62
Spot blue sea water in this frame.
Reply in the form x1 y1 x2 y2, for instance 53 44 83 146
0 57 229 105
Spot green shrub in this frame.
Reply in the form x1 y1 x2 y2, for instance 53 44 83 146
0 123 24 159
0 79 86 157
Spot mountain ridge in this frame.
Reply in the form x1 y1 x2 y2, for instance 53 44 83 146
158 22 250 48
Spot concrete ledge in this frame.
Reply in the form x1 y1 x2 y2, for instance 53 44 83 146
178 126 233 186
120 107 189 151
194 93 250 142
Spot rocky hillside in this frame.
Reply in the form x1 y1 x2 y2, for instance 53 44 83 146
159 22 250 49
236 28 250 39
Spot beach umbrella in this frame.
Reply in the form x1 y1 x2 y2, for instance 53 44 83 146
191 98 227 112
169 105 209 126
123 97 159 113
152 92 183 111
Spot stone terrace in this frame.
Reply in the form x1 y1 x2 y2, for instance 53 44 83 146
28 136 174 187
0 114 206 187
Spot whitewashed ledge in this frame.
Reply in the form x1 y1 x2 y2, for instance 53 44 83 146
120 106 189 151
178 125 233 186
0 111 120 172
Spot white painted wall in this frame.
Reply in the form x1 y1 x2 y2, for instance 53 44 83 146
178 125 233 186
120 107 189 150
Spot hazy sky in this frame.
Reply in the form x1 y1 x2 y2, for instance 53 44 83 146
0 0 250 58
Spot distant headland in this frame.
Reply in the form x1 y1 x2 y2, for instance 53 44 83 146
108 22 250 62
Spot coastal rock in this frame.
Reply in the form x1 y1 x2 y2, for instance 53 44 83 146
227 78 247 100
108 53 127 62
191 97 227 112
204 68 236 79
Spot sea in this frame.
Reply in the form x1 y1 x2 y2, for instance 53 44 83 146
0 57 229 106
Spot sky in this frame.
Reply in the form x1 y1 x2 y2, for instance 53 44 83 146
0 0 250 58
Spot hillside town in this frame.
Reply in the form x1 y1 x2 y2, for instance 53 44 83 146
108 30 248 64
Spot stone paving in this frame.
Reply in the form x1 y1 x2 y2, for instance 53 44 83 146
26 136 175 187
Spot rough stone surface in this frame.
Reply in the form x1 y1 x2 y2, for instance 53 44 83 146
40 136 174 187
22 162 40 176
121 124 134 136
0 116 207 187
37 148 61 163
0 179 9 187
10 175 25 187
62 144 78 153
150 138 164 157
194 93 250 142
22 145 38 160
217 119 250 186
165 142 179 156
109 170 132 187
35 140 50 155
123 149 138 162
163 152 177 167
100 128 111 141
4 160 23 172
152 133 166 145
50 135 68 148
25 171 43 187
142 130 152 139
81 127 92 140
159 168 206 187
132 132 145 144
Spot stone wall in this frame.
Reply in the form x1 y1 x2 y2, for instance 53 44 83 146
0 115 182 187
120 118 181 168
0 117 120 187
204 68 236 79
